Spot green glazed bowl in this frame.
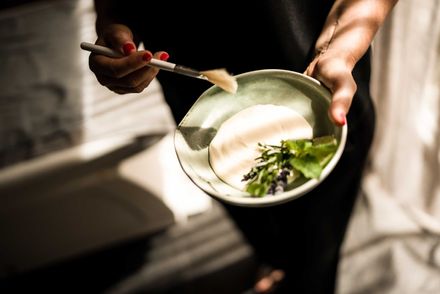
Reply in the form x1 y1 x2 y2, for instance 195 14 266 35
174 69 347 207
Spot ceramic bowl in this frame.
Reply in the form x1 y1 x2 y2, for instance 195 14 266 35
174 69 347 207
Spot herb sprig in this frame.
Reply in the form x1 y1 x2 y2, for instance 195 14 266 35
242 135 338 197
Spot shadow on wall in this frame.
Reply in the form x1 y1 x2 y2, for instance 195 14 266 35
0 0 85 167
0 0 176 169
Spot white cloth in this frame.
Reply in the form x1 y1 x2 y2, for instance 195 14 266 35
338 0 440 293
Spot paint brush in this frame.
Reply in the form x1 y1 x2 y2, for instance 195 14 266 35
80 42 238 94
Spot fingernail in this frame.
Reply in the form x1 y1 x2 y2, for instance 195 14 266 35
143 52 152 62
123 43 136 55
340 113 347 125
159 52 169 61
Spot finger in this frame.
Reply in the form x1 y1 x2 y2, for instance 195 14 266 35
307 57 355 126
90 50 153 79
98 24 137 56
109 51 170 92
107 86 130 95
327 76 356 126
97 50 170 88
304 56 319 76
154 50 170 62
97 66 157 90
107 83 150 94
126 55 166 92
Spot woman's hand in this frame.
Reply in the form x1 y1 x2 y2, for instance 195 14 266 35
305 49 356 126
305 0 398 126
88 24 169 94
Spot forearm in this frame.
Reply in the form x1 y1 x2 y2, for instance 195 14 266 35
316 0 398 68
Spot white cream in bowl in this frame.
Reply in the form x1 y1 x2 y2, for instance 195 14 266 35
209 104 313 190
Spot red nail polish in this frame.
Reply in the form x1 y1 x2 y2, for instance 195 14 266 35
143 52 152 62
340 113 347 125
123 43 136 55
159 52 169 61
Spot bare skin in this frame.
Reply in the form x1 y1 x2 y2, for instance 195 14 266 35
88 23 164 94
254 268 285 293
305 0 399 125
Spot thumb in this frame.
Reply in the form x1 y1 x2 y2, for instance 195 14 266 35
328 79 356 126
99 24 137 56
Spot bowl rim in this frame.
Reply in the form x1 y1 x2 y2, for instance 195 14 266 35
174 69 348 207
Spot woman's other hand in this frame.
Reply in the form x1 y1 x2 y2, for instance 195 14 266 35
305 0 399 126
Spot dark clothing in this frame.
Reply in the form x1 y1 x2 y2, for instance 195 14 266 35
0 0 50 10
118 1 375 293
118 0 335 122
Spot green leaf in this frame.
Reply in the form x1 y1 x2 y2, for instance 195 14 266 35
312 135 337 145
284 139 312 155
246 182 269 197
290 155 322 179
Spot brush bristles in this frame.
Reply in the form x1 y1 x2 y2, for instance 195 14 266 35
201 69 238 94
